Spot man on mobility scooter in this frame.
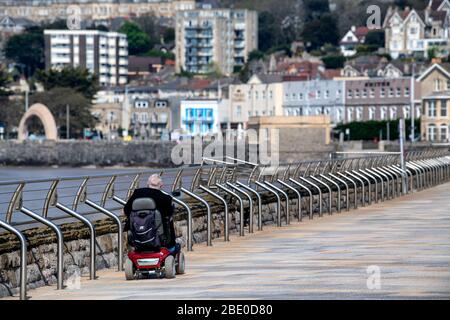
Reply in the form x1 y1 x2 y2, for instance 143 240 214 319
123 174 185 280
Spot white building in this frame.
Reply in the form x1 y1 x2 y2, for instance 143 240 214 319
180 99 220 136
339 26 370 57
383 1 450 59
44 29 128 87
175 8 258 75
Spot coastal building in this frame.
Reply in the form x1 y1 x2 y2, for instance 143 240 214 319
417 62 450 141
344 77 421 123
180 99 220 136
175 8 258 75
44 29 128 87
339 26 370 57
383 0 450 59
282 79 345 125
0 0 196 23
228 74 283 130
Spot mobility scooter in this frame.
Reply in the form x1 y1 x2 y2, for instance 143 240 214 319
124 197 185 280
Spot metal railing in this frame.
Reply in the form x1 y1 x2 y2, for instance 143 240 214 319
1 149 450 299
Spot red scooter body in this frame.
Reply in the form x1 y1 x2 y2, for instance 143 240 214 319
127 248 171 271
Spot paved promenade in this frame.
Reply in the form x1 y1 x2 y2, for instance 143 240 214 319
15 183 450 299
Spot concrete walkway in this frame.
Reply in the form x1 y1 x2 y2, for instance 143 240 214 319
12 183 450 299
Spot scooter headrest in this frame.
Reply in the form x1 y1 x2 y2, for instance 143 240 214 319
132 198 156 211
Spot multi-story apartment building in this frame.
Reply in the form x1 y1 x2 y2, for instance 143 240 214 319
0 0 195 23
418 62 450 141
344 77 421 123
44 29 128 87
175 8 258 75
282 80 346 124
383 0 450 59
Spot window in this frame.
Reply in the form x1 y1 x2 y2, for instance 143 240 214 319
356 107 363 121
316 90 321 99
325 90 330 99
403 106 411 119
336 89 341 97
441 100 447 117
389 88 394 97
381 88 385 98
362 89 367 98
336 108 343 122
390 107 397 120
369 107 376 120
347 107 354 122
299 93 303 100
396 87 401 97
380 107 387 120
269 91 273 99
428 124 437 141
355 89 360 98
440 124 447 141
347 89 353 99
435 79 441 91
428 100 437 117
404 87 410 97
447 80 450 91
236 105 242 117
292 93 296 100
370 88 375 98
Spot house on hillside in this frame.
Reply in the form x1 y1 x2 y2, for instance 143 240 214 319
339 26 370 57
383 0 450 59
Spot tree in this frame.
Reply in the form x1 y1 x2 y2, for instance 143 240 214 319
4 28 44 77
302 14 340 51
248 50 265 61
35 67 99 100
321 55 345 69
0 68 11 97
0 100 25 138
258 11 279 52
303 0 330 22
118 21 152 55
365 30 385 48
3 20 67 78
30 88 97 139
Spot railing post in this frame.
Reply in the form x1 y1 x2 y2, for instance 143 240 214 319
236 182 263 231
255 181 282 227
299 177 323 217
289 178 314 219
310 176 333 215
320 175 341 213
55 203 97 280
0 221 27 300
199 186 229 241
265 181 290 225
217 184 245 236
277 179 303 221
226 182 254 233
328 173 349 212
180 188 212 246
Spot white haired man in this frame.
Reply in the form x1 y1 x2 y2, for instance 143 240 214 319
123 174 176 248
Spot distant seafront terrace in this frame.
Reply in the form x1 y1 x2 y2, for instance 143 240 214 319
0 0 195 21
1 150 450 299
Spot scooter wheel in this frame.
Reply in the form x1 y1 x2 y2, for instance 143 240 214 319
125 258 135 280
165 255 176 279
176 252 185 275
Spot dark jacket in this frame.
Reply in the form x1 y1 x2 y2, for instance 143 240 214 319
124 187 176 247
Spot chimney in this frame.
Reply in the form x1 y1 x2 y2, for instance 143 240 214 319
351 25 356 33
432 57 442 64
